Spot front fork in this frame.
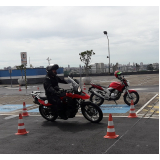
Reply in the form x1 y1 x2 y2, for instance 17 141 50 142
125 88 133 99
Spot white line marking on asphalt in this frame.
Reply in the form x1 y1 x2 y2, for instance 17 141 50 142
136 94 158 114
0 114 158 119
131 88 148 90
137 114 159 117
5 87 32 89
4 115 18 120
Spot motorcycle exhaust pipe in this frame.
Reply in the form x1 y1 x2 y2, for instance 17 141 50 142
90 90 105 99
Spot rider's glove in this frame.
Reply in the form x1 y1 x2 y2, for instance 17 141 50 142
54 86 60 91
56 91 61 97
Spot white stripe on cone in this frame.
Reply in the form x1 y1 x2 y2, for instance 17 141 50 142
130 110 136 113
107 128 115 132
108 121 114 126
18 119 24 123
130 105 135 109
18 126 25 129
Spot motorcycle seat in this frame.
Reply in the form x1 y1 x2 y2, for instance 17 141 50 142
39 93 48 100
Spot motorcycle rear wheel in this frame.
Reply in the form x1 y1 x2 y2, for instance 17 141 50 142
39 105 58 121
124 91 139 106
90 93 104 106
81 102 103 123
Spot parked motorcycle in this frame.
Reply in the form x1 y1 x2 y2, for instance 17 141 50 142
88 73 139 106
31 76 103 123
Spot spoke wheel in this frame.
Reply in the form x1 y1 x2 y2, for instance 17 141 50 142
90 93 104 106
124 92 139 106
39 105 58 121
82 102 103 123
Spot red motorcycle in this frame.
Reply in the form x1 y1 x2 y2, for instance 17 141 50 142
31 76 103 123
88 72 139 106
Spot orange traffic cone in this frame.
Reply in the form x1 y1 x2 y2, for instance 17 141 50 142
128 100 138 118
104 114 119 139
22 102 29 117
83 83 86 92
15 113 29 135
19 85 22 91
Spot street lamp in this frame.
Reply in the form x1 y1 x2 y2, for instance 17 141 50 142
103 31 110 74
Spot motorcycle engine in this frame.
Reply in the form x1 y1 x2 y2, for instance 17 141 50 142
110 90 119 99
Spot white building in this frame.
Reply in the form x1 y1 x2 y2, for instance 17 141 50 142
68 65 70 71
91 63 105 73
152 63 159 69
90 63 96 73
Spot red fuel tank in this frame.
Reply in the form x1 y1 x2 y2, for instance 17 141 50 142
109 82 124 91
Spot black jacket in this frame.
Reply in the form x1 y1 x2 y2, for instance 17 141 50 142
43 74 68 98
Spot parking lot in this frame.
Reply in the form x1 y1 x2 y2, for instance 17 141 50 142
0 74 159 154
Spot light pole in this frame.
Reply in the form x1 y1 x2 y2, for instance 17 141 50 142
103 31 110 74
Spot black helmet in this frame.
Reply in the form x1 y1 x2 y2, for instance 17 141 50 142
46 64 59 76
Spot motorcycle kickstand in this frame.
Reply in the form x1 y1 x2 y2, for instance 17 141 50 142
114 100 118 105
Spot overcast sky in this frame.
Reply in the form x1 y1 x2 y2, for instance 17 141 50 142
0 6 159 69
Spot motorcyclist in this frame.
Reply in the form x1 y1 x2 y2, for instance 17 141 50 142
43 64 68 120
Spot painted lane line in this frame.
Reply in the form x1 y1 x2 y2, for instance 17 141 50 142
5 87 32 89
4 115 18 120
130 88 148 90
102 107 159 154
0 114 159 119
136 94 158 114
9 105 38 113
137 114 159 118
1 96 31 105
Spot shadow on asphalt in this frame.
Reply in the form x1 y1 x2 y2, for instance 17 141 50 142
40 119 106 133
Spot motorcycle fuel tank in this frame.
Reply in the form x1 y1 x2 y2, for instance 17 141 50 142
109 82 124 91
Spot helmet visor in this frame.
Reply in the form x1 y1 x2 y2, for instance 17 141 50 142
117 72 122 75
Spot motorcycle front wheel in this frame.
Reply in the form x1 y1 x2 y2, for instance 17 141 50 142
81 102 103 123
39 105 58 121
90 93 104 106
124 91 139 106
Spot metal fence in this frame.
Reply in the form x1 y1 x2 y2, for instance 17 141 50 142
66 66 151 76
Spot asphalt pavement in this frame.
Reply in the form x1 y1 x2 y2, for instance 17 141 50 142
0 74 159 154
0 115 158 154
0 84 159 95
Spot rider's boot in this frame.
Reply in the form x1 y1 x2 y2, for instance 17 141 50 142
58 109 68 120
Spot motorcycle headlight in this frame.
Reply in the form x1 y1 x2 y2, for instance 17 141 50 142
78 86 82 92
127 81 130 86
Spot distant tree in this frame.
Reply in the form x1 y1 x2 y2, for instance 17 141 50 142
16 64 24 79
79 50 95 76
30 64 34 68
147 64 154 71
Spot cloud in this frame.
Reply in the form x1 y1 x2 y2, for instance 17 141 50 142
0 6 159 69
